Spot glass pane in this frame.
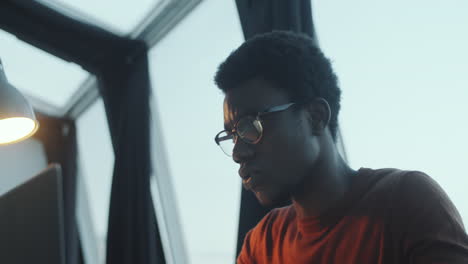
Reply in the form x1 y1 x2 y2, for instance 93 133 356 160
313 0 468 222
0 29 89 108
77 99 114 263
42 0 161 34
149 0 244 263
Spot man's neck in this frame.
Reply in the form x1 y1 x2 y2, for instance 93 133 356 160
291 144 355 219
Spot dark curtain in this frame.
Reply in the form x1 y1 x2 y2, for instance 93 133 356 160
33 113 80 264
236 0 316 42
98 40 165 264
1 1 165 263
0 0 128 73
234 0 318 257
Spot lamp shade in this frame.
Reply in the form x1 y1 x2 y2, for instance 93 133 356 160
0 59 39 145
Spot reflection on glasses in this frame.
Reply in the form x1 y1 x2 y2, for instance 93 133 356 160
214 102 297 156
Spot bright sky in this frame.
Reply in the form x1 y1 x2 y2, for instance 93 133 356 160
1 1 467 264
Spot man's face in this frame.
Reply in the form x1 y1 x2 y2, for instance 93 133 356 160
224 78 321 206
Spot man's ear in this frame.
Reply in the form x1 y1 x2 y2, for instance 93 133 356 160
303 98 331 135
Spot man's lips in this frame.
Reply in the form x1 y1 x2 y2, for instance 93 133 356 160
241 172 264 191
242 176 254 190
239 166 264 191
238 166 250 180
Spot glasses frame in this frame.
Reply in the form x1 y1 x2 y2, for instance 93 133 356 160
214 102 297 155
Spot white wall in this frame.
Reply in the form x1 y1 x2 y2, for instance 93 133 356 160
0 138 48 195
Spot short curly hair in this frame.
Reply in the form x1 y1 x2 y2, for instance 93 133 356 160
214 31 341 141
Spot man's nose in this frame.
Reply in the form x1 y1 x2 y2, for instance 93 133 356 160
232 139 255 164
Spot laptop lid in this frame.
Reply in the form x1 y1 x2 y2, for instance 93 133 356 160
0 164 66 264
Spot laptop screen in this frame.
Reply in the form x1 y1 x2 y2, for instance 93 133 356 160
0 164 65 264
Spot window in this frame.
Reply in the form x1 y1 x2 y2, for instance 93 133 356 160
41 0 162 34
148 0 244 262
77 99 114 263
313 0 468 222
0 29 88 108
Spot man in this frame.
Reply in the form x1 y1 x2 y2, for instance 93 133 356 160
213 31 468 263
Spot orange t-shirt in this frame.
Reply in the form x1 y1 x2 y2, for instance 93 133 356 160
237 168 468 264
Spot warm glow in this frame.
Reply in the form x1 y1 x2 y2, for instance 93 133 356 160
0 117 39 144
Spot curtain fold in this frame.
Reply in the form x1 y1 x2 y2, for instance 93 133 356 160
234 0 318 257
235 0 316 42
98 40 165 264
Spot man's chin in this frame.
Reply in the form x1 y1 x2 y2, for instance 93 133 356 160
255 190 290 208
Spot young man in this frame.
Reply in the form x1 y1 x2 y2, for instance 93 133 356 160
214 31 468 263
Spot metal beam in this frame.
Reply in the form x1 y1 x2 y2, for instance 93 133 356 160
62 76 99 118
35 0 123 35
63 0 202 120
133 0 203 47
25 93 63 117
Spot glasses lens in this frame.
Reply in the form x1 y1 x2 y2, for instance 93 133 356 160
216 131 234 156
237 116 262 144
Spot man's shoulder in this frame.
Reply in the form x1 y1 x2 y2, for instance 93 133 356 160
334 168 451 220
250 168 439 227
389 169 463 222
360 167 446 197
247 168 459 237
370 169 468 260
357 167 434 195
362 167 464 227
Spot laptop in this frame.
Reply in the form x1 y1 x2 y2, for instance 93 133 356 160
0 164 66 264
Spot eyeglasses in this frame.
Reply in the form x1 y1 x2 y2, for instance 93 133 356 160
214 102 297 156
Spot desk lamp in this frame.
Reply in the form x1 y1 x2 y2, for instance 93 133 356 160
0 59 39 145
